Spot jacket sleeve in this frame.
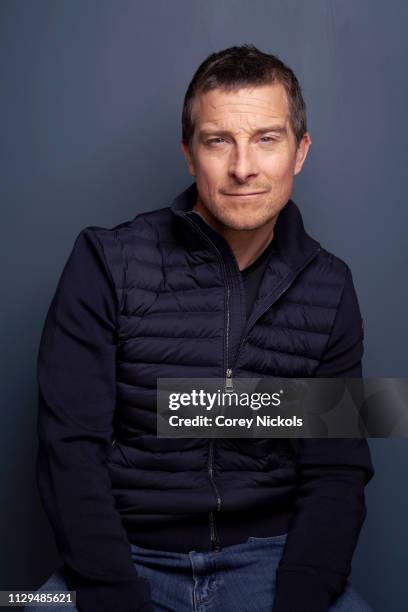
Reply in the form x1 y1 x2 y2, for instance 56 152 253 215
272 267 375 612
36 228 153 612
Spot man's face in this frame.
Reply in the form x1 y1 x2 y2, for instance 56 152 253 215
181 83 311 231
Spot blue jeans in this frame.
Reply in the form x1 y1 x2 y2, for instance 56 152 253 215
27 533 374 611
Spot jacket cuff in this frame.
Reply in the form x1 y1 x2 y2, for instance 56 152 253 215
272 571 334 612
64 566 153 612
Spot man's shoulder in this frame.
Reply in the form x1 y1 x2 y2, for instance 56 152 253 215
316 245 350 272
307 244 352 289
67 207 173 306
83 205 173 245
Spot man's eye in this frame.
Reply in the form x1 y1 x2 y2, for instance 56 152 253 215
207 137 226 145
260 136 278 143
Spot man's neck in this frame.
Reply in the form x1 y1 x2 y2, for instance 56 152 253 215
192 200 277 271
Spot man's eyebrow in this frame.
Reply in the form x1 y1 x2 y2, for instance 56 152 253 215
198 125 287 137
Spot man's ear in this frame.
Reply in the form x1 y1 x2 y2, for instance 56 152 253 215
181 141 196 176
294 132 312 176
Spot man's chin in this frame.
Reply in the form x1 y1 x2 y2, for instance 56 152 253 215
216 216 270 232
199 199 278 232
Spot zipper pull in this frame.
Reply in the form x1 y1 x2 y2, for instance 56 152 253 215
212 540 221 553
225 368 234 393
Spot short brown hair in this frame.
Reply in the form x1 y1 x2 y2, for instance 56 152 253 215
182 44 307 148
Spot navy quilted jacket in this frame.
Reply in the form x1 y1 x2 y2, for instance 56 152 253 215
37 181 374 612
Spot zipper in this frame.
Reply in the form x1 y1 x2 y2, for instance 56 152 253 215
223 271 234 394
180 213 228 552
208 438 222 512
208 438 222 552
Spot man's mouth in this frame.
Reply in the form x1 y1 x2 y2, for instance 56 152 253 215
223 191 267 197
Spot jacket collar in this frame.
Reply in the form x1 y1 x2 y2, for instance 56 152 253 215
170 181 320 272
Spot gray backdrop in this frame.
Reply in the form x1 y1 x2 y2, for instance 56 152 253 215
1 1 407 611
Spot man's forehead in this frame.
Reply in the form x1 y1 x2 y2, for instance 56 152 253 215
193 83 290 127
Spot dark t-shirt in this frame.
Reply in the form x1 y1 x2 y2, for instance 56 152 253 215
240 239 275 319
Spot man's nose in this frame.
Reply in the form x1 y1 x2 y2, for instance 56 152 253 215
228 143 259 182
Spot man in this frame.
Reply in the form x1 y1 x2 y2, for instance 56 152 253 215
33 45 374 611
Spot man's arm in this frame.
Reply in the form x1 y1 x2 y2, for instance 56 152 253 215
272 267 375 612
36 228 153 612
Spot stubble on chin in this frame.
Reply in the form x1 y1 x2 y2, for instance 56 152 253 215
209 198 282 232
